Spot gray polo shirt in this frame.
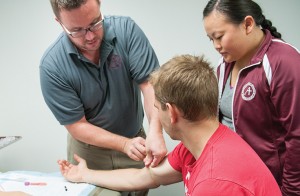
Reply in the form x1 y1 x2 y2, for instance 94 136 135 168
40 16 159 137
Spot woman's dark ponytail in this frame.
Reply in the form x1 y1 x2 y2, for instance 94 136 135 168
259 15 282 38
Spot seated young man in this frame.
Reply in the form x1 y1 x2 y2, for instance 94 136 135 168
58 54 281 195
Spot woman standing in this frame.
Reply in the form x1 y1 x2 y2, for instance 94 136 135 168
203 0 300 195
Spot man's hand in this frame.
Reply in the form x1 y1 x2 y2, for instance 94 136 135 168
122 137 147 161
57 154 88 183
144 130 167 167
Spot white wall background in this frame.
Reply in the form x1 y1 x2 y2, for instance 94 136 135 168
0 0 299 195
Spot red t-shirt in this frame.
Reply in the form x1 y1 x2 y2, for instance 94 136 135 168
168 124 281 196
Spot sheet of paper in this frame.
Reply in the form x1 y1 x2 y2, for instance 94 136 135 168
0 171 94 195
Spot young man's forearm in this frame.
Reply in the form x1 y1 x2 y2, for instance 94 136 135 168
83 167 159 191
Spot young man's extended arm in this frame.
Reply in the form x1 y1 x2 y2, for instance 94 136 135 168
58 154 182 191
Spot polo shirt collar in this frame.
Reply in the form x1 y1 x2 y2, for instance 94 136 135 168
61 32 78 55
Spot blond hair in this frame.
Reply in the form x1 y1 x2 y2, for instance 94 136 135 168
150 54 218 121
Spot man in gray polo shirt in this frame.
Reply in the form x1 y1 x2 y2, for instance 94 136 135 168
40 0 167 195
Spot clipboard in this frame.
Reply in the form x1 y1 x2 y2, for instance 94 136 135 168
0 136 22 150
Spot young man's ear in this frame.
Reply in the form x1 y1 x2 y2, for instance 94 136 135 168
243 15 255 34
166 103 178 124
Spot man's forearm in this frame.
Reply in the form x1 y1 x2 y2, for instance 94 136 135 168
84 167 159 191
65 116 129 152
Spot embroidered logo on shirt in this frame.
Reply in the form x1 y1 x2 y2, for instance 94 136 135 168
108 54 123 68
241 82 256 101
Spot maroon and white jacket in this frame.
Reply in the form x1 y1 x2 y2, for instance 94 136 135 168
217 30 300 196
